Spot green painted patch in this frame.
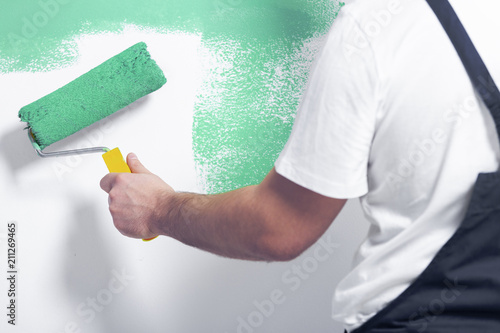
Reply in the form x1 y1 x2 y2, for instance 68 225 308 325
1 0 343 193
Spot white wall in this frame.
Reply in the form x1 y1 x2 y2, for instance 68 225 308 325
0 28 369 333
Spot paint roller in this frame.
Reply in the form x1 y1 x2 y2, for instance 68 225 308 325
18 41 167 241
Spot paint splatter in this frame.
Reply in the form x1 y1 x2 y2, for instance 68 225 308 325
0 0 343 193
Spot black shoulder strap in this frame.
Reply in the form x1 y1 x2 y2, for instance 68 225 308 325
426 0 500 134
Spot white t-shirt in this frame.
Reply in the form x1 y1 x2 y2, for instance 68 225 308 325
275 0 500 331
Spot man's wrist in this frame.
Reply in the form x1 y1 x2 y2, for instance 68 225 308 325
149 188 178 238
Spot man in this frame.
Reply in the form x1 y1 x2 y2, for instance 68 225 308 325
100 0 500 331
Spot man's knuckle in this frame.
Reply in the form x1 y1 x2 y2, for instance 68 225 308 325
115 173 130 185
109 191 119 202
109 204 119 214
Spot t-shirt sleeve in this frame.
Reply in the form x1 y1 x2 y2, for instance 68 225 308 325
275 7 380 199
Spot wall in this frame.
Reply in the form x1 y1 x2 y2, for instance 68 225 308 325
0 1 370 332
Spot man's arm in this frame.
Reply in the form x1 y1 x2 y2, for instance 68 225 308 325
100 153 347 261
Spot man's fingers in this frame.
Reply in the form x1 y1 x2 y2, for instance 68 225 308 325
100 173 119 193
100 154 152 194
127 153 152 174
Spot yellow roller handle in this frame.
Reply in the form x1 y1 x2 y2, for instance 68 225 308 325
102 148 158 242
102 147 131 173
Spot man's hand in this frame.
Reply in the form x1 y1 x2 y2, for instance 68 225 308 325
100 153 174 240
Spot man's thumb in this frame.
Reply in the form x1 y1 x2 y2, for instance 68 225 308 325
127 153 152 174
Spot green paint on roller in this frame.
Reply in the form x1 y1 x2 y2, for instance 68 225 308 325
18 42 166 150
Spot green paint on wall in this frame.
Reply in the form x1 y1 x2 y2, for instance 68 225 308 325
0 0 343 193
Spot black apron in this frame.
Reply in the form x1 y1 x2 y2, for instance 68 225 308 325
349 1 500 332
